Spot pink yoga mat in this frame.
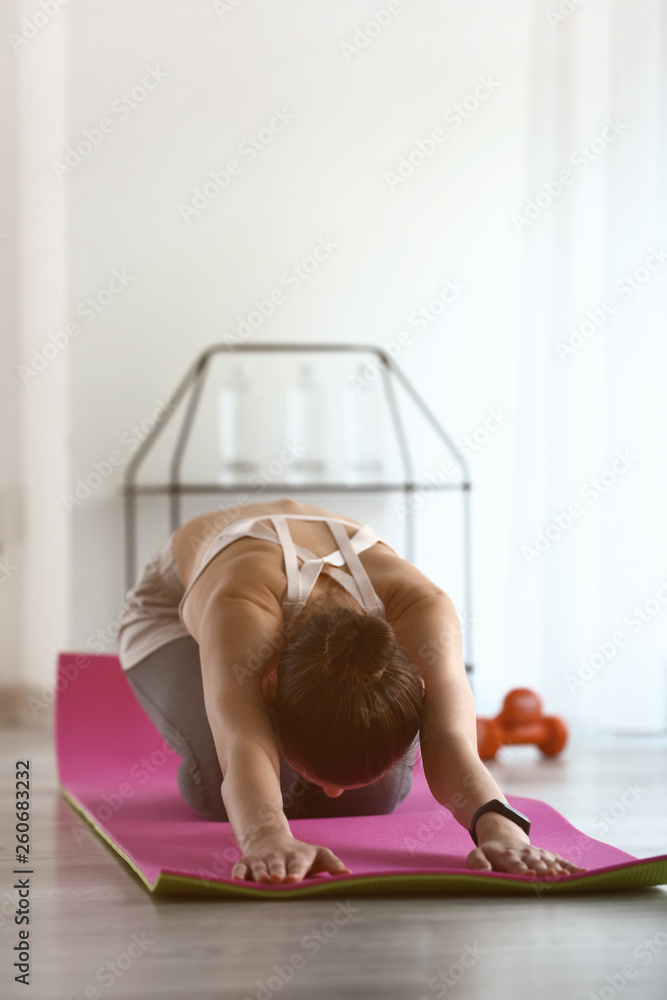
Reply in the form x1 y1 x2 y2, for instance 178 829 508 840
55 652 667 898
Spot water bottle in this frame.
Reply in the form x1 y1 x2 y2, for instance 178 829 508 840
344 363 385 483
285 363 327 483
217 363 259 484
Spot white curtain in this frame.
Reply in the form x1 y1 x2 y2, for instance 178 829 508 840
506 0 667 732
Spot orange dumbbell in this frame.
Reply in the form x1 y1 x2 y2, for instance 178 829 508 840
476 687 568 761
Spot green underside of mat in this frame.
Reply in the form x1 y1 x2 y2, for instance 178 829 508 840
153 862 667 898
61 788 667 899
61 787 160 891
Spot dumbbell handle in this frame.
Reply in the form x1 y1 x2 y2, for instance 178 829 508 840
496 721 550 745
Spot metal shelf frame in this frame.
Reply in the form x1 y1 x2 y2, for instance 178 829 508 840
122 342 474 673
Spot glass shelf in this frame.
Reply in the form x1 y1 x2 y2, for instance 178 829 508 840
122 341 474 672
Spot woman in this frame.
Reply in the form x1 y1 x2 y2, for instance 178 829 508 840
118 497 585 884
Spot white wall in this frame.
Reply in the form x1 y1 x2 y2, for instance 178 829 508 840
62 0 533 697
0 0 21 687
5 0 666 734
1 0 70 692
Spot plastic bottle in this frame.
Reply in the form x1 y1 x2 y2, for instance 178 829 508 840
344 364 385 483
285 363 327 483
217 363 259 484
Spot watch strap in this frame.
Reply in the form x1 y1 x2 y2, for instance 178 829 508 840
469 799 531 846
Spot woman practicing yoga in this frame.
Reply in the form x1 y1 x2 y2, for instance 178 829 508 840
118 497 585 884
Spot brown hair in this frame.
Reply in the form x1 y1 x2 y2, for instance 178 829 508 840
272 603 423 787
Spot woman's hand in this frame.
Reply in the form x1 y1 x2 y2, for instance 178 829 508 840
465 808 586 877
231 833 352 884
466 835 587 877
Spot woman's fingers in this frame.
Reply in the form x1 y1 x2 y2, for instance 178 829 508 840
551 854 587 873
501 850 533 874
523 849 558 875
469 847 536 874
251 860 271 882
283 859 310 883
465 847 493 870
231 854 271 882
262 851 288 882
308 847 352 877
236 840 586 885
467 843 588 878
231 842 352 884
284 850 317 883
528 850 587 875
231 861 248 880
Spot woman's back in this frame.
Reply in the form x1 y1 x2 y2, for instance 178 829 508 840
118 496 439 677
172 497 406 635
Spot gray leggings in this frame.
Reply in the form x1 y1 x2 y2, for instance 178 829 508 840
124 635 417 821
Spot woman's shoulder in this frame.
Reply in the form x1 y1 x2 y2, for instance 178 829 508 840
173 512 286 641
172 499 303 582
172 498 369 579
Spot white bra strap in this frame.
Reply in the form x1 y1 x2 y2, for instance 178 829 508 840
325 519 384 612
188 513 388 620
269 516 301 604
270 515 328 606
197 516 271 567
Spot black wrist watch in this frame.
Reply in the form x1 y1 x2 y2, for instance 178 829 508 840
469 799 531 846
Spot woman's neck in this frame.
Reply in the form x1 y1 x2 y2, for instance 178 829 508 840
266 585 360 681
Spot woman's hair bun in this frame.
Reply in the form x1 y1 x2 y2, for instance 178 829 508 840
324 611 397 684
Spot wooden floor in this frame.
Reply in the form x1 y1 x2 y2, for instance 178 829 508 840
1 726 666 1000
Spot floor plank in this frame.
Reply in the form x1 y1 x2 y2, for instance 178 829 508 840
0 727 665 1000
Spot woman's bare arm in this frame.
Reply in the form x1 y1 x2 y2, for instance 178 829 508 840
391 591 586 877
193 590 351 882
